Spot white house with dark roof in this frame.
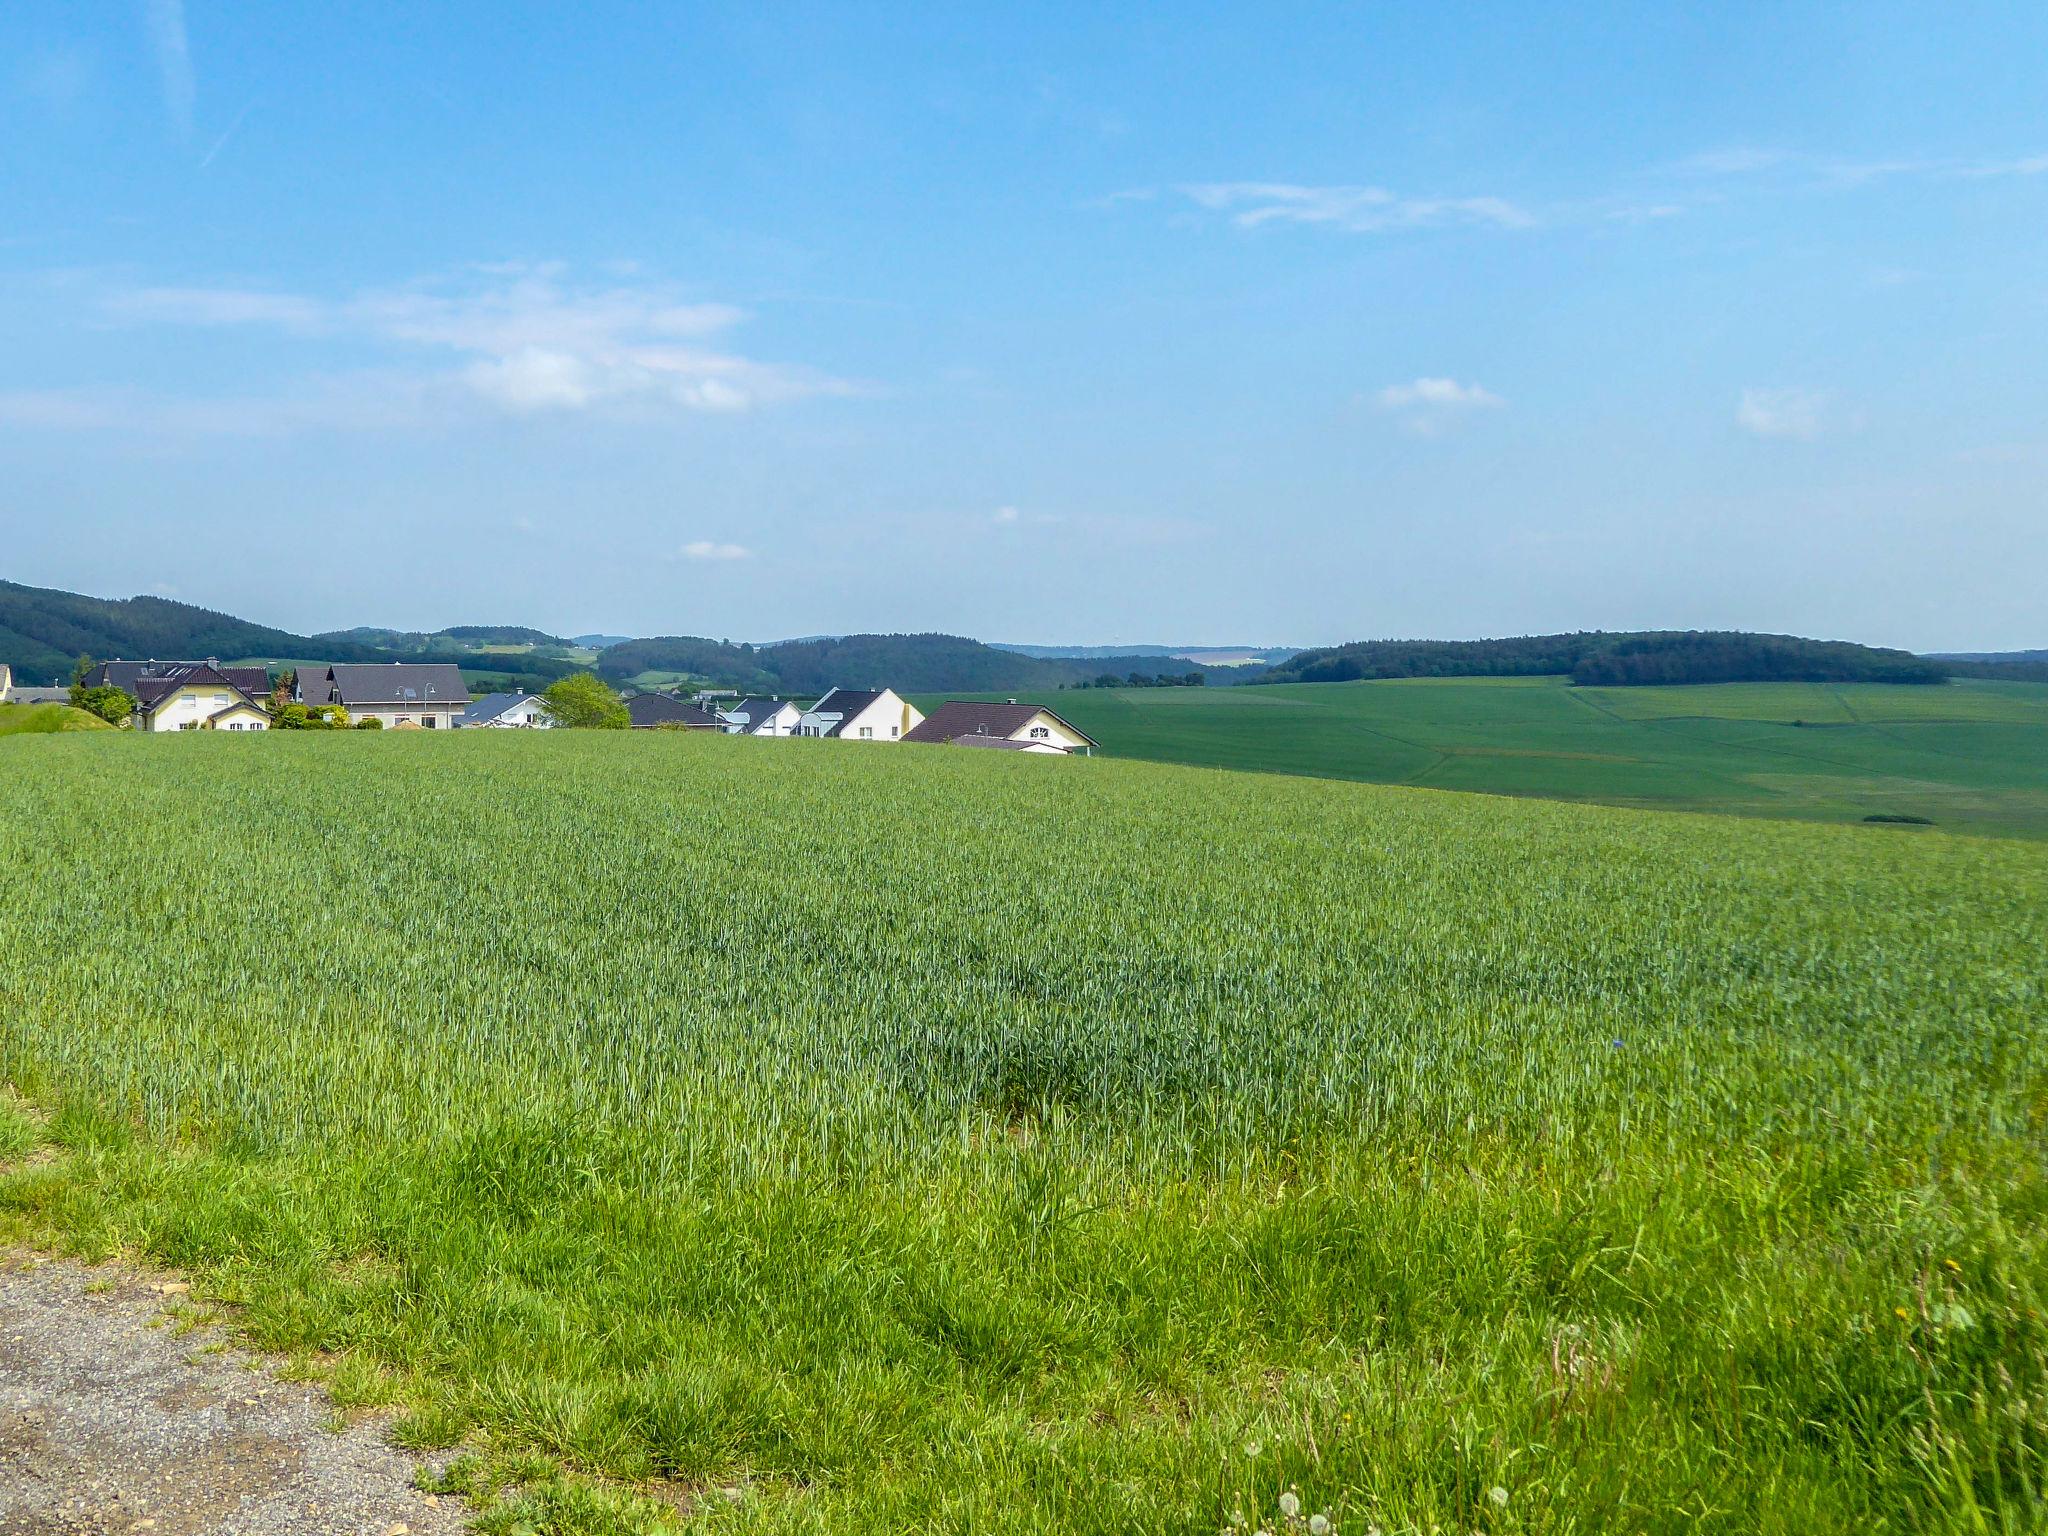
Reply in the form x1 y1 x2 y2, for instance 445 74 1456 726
131 663 272 732
297 663 468 729
459 690 554 728
902 700 1096 755
720 696 802 736
795 687 924 741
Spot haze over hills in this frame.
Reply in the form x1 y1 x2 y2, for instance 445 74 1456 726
992 643 1301 666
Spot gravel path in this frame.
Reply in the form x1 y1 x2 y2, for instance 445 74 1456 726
0 1253 467 1535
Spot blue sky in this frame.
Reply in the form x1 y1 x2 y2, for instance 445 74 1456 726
2 3 2044 648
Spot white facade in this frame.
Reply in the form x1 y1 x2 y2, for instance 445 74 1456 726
461 694 554 728
349 701 464 729
722 700 802 736
1009 711 1091 751
208 703 270 732
142 685 246 733
797 689 924 741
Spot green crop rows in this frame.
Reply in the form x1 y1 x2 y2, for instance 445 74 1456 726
1 730 2044 1533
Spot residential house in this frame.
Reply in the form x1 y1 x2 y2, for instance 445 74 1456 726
626 693 724 729
83 659 272 701
719 696 802 736
131 663 271 732
297 663 468 729
795 687 924 741
902 700 1097 755
8 686 72 705
460 690 554 728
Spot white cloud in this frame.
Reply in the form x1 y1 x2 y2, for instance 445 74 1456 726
992 505 1020 524
1182 182 1534 233
143 0 194 137
1370 377 1505 438
1736 387 1835 441
107 286 329 333
1375 377 1504 410
676 540 751 562
57 266 859 430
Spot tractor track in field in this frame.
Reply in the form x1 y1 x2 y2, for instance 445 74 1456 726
0 1252 468 1536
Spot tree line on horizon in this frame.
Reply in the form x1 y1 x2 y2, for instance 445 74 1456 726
1255 630 1956 688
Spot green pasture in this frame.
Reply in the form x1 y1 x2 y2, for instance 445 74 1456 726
918 676 2048 839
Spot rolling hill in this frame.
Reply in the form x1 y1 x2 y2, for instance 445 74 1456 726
0 580 577 691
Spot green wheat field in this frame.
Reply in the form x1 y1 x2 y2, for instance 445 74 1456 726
2 729 2045 1534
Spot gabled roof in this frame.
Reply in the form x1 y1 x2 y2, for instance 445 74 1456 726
902 700 1096 747
462 690 541 724
626 693 723 728
90 659 271 699
953 733 1058 751
205 699 270 721
802 687 886 736
723 696 797 732
134 664 265 717
323 663 468 708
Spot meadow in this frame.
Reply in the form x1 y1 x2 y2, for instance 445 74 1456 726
919 676 2048 840
1 730 2044 1534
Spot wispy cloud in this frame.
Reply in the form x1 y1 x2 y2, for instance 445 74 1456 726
12 265 862 434
1373 377 1504 436
144 0 194 137
108 285 329 333
199 98 257 169
674 540 751 562
1182 182 1534 233
1681 145 2048 190
1130 142 2048 242
1736 386 1840 441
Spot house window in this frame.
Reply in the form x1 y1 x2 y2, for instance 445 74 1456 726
424 716 438 728
890 725 899 737
859 726 873 739
1029 726 1049 738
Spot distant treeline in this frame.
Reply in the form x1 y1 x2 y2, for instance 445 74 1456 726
1257 631 1953 688
598 633 1106 694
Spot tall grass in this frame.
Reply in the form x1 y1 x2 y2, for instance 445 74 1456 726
1 731 2044 1533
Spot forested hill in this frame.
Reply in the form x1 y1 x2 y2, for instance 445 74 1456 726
598 633 1109 693
1256 631 1952 687
0 580 324 684
0 580 571 689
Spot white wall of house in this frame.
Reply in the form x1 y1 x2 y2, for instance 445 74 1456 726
350 702 465 729
800 690 924 741
1009 711 1091 751
210 705 269 731
144 686 242 733
467 697 553 728
727 702 801 736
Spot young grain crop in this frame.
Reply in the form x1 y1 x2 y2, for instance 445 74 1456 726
0 730 2043 1534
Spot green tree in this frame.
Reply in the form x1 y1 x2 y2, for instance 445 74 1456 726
542 673 630 729
72 685 135 725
